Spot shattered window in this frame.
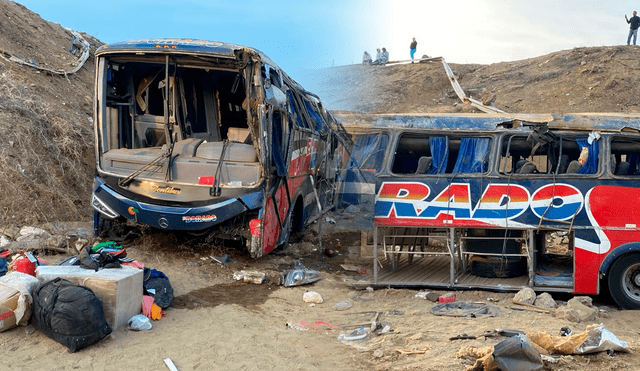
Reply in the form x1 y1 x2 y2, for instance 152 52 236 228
349 133 389 173
392 133 491 175
500 133 600 176
499 135 549 175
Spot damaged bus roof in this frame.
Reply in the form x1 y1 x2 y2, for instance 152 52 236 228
96 38 277 64
334 111 640 133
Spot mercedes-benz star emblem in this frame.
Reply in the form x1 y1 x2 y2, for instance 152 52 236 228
158 218 169 228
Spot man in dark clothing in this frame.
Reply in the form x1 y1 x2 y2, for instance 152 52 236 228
626 11 640 45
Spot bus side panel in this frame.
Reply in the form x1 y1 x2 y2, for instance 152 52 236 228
579 185 640 293
261 185 287 255
574 249 601 294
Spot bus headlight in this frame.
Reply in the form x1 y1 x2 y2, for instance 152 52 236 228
91 194 120 219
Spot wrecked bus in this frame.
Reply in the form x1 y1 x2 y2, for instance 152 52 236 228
337 111 640 309
91 39 343 257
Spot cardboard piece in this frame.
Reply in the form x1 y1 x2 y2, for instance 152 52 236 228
0 272 39 332
36 266 143 330
0 284 20 332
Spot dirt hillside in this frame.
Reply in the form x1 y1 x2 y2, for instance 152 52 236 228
0 0 101 227
310 46 640 115
2 1 640 227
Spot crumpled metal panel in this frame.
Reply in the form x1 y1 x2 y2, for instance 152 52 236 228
549 113 640 132
573 324 629 354
334 112 552 131
97 39 243 57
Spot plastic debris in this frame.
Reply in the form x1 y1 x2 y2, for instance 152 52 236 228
439 293 456 303
560 327 572 337
528 324 629 355
414 291 428 299
573 324 629 354
338 328 368 341
430 302 502 318
127 314 152 331
287 320 337 331
493 334 544 371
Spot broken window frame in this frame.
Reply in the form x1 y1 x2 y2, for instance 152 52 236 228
498 132 601 177
390 132 493 176
609 135 640 177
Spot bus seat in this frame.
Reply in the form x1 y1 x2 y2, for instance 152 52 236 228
615 161 630 175
514 159 526 173
415 156 432 174
516 160 537 174
566 160 582 173
519 162 537 174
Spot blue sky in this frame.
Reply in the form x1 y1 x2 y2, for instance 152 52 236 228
13 0 639 84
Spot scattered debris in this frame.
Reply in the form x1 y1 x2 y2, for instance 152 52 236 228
430 302 502 318
287 320 337 331
127 314 152 331
338 328 368 341
481 329 525 339
493 334 544 371
340 264 368 274
439 293 456 303
395 347 428 355
233 270 266 284
323 247 339 257
528 324 628 355
511 302 556 314
163 358 179 371
456 346 498 371
283 262 322 287
0 28 91 75
450 333 477 341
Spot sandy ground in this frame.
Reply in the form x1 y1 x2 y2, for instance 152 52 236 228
1 225 639 371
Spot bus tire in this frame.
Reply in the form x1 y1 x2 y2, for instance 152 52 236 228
607 253 640 309
470 256 526 278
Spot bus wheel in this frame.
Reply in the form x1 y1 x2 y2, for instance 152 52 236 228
608 253 640 309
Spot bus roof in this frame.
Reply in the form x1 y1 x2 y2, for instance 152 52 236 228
96 38 278 67
334 111 640 133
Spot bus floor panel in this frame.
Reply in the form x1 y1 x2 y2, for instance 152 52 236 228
362 255 530 291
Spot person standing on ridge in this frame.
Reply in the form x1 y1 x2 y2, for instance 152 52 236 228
410 37 417 62
626 11 640 45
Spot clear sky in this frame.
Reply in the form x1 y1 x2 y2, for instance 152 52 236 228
12 0 638 84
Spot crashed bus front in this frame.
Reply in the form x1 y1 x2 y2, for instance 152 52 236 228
91 39 342 257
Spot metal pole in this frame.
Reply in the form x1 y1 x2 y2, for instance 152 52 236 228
373 226 378 283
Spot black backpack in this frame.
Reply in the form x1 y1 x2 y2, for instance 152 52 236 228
31 278 112 352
